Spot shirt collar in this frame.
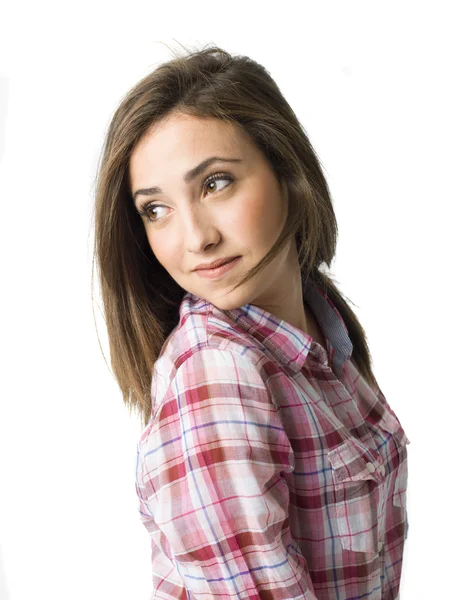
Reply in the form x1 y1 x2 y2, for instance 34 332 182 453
181 278 353 377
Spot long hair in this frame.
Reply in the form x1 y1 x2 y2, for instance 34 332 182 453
92 43 378 429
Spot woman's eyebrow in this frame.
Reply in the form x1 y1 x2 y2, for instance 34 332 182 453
132 156 242 203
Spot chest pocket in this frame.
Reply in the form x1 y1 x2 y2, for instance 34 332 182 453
327 436 384 554
378 409 410 540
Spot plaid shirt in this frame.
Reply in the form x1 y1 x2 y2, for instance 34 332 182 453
135 279 410 599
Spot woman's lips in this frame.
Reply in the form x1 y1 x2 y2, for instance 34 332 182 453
194 256 241 279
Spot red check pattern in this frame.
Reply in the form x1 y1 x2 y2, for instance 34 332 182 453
135 280 410 599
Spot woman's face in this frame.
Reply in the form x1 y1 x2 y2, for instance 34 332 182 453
129 112 297 312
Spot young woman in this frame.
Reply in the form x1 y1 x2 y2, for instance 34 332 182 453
93 45 410 599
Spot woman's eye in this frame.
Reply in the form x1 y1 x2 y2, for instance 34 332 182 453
203 173 233 195
139 173 233 225
141 204 168 223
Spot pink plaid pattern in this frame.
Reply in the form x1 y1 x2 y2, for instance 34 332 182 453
135 281 410 599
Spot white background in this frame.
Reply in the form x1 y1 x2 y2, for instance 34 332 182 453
0 1 448 598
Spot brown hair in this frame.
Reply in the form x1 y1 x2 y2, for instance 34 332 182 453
92 43 378 429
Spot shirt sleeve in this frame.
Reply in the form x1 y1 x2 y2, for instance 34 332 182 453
136 347 318 599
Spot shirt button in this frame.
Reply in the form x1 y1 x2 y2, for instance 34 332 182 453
366 462 375 473
380 464 386 476
378 541 384 552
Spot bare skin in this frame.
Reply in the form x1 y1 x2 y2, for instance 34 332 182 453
129 112 328 357
129 112 311 335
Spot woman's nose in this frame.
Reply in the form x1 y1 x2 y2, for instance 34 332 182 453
183 206 221 254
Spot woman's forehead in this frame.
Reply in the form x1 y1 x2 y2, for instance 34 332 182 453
136 114 245 155
129 116 259 187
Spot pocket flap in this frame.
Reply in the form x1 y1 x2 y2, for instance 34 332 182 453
327 437 384 484
379 410 411 447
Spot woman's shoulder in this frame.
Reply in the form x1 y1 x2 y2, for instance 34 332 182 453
159 294 267 371
156 323 265 380
140 330 269 448
146 302 267 426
